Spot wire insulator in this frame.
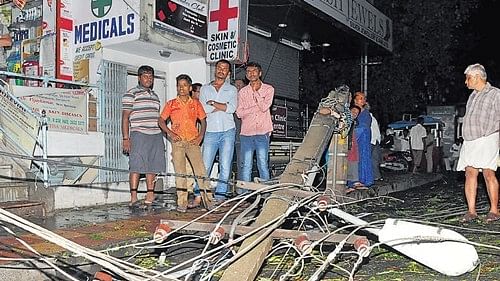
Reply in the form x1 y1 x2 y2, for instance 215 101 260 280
353 237 370 257
294 233 312 253
317 196 330 212
153 223 172 244
209 227 225 245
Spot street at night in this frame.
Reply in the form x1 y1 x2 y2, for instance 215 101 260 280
0 0 499 280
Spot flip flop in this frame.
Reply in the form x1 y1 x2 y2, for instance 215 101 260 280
345 187 356 194
485 212 500 223
461 212 478 223
128 200 142 209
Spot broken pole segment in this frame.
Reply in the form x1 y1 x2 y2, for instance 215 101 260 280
220 111 340 281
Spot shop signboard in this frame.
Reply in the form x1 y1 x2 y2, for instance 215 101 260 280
154 0 207 41
271 105 287 138
303 0 393 52
206 0 239 62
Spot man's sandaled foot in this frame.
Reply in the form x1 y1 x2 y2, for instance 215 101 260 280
461 212 478 223
485 212 500 223
128 200 142 208
176 206 187 213
345 187 356 194
187 197 202 209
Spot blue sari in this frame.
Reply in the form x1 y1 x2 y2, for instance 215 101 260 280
355 109 374 187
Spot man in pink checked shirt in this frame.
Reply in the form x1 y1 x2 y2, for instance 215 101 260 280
236 62 274 194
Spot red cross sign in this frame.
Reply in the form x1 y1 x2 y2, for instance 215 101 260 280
209 0 238 31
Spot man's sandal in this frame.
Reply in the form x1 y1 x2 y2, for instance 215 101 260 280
187 197 202 209
461 212 478 223
485 212 500 223
128 200 142 209
176 206 187 213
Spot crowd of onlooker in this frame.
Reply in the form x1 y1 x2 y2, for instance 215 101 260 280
345 94 467 194
122 60 274 212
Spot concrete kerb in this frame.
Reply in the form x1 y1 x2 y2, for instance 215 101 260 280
347 173 444 200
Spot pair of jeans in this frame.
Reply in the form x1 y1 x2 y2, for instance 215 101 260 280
239 134 270 182
194 128 235 200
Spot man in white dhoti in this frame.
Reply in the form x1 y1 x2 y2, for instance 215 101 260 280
458 63 500 223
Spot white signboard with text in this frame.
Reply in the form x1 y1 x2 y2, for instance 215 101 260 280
303 0 393 51
72 0 140 61
20 89 88 134
206 0 240 62
0 91 40 155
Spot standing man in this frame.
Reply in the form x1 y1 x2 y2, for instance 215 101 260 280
236 62 274 191
424 128 435 173
198 59 238 203
458 63 500 223
159 74 212 212
191 82 202 100
122 65 166 208
409 117 427 174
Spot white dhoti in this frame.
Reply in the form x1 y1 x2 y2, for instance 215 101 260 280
457 132 499 171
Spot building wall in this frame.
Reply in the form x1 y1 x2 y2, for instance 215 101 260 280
246 33 300 100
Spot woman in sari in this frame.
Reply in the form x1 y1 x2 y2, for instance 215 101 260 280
352 92 374 188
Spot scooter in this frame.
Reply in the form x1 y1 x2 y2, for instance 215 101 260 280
380 149 413 172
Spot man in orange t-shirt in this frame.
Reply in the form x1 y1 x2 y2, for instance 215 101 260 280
158 74 213 212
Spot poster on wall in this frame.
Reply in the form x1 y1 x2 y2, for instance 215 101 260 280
154 0 207 41
40 0 56 78
0 4 11 26
56 0 73 80
20 89 88 134
73 58 89 83
42 0 56 36
0 90 40 155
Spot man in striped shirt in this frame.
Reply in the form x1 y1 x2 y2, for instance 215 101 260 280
122 65 166 208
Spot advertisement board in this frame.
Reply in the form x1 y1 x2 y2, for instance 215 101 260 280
0 90 39 154
20 89 88 134
271 105 287 138
206 0 239 62
154 0 207 41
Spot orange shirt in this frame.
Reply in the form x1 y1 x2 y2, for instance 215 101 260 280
160 97 206 141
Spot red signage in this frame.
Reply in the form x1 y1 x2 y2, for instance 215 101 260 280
209 0 238 31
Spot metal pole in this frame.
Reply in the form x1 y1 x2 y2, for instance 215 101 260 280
41 110 49 187
362 44 368 95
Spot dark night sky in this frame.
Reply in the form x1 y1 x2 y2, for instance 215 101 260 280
462 0 500 83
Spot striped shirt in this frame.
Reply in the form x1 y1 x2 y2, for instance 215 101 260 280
462 82 500 141
122 85 162 135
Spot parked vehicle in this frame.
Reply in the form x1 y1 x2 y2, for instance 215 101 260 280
380 149 413 172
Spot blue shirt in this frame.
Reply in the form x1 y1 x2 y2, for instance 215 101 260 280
199 81 238 133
